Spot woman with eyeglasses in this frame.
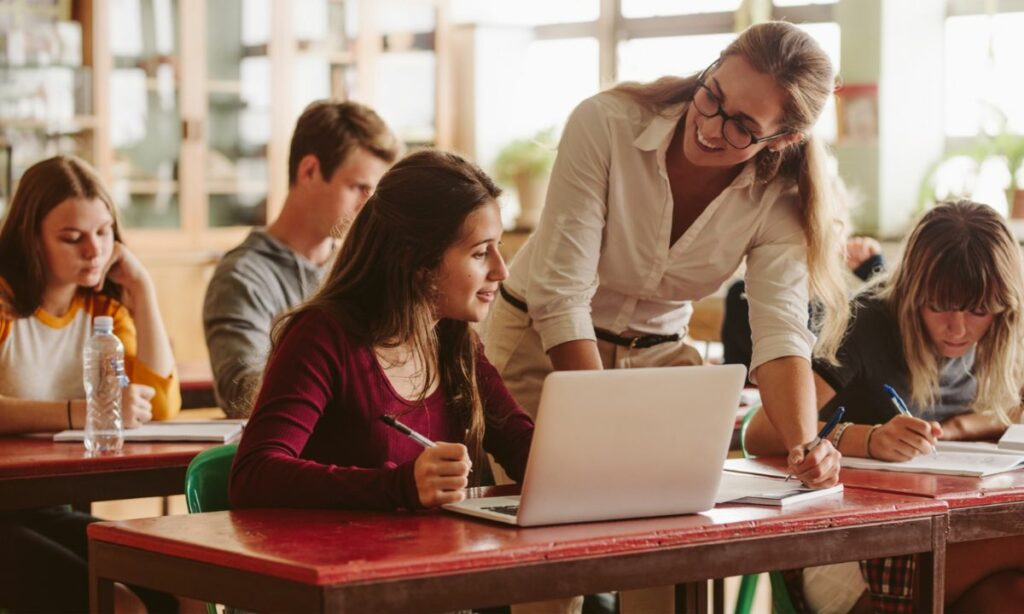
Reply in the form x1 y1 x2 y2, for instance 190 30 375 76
483 23 848 611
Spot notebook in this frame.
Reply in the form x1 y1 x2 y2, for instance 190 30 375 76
998 424 1024 452
840 451 1024 477
444 365 746 527
715 471 844 506
54 420 245 443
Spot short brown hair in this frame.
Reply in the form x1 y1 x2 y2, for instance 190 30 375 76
287 100 401 185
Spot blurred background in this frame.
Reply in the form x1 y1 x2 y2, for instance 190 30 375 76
1 0 1023 364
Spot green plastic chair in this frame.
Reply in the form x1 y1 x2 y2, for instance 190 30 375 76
184 444 238 614
185 443 238 513
733 404 799 614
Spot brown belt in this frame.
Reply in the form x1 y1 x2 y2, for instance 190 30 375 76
498 284 681 350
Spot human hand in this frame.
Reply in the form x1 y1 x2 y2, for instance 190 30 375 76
414 442 472 507
845 237 882 270
121 384 155 428
96 242 150 296
787 439 841 488
868 415 941 461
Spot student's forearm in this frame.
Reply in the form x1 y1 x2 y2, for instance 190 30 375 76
753 356 818 449
547 339 603 371
127 282 176 377
941 411 1012 441
0 396 86 434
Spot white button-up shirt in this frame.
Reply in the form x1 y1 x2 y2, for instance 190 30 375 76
504 91 815 374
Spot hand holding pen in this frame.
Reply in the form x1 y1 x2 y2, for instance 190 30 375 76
786 406 845 484
379 415 472 508
871 385 942 460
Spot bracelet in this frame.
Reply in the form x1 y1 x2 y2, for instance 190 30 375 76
865 424 882 459
66 399 72 429
829 421 853 450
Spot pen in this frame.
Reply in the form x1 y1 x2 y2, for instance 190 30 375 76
786 405 845 482
883 384 936 456
378 415 437 449
882 384 912 417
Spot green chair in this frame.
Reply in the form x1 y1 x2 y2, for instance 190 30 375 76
184 443 238 514
184 443 238 614
733 404 799 614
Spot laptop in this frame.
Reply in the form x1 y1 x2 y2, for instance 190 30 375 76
444 364 746 527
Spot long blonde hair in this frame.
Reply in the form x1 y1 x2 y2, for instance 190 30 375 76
874 201 1024 420
613 21 849 361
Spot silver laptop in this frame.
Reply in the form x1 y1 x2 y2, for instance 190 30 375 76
444 364 746 527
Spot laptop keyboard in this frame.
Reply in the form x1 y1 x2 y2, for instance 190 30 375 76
482 504 520 517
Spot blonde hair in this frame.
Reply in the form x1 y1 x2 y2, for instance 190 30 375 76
873 201 1024 421
613 21 849 362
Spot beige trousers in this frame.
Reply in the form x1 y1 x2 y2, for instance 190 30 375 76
479 294 702 614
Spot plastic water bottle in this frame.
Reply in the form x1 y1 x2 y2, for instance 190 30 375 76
83 316 127 453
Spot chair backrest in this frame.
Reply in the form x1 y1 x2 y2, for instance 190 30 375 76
184 443 238 513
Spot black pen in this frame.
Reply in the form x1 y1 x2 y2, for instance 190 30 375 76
378 415 437 449
786 405 846 482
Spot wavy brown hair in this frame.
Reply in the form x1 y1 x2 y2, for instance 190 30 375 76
613 21 849 363
0 155 123 317
871 201 1024 421
272 150 503 471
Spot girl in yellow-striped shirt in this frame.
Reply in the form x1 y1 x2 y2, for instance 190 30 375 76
0 155 180 612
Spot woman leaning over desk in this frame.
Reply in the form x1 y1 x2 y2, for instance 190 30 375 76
0 156 180 613
483 21 848 487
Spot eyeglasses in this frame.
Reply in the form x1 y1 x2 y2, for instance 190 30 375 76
692 62 791 150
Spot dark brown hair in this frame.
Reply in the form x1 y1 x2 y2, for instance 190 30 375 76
288 100 401 185
274 150 502 471
0 156 123 317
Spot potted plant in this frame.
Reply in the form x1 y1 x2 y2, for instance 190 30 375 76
918 112 1024 219
492 128 557 230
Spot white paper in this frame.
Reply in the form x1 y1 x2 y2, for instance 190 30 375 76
715 471 843 506
998 424 1024 452
841 451 1024 477
54 421 243 443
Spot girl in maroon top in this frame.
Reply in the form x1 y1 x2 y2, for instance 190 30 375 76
230 150 534 511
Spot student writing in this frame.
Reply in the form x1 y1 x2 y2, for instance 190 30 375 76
230 150 533 511
746 200 1024 612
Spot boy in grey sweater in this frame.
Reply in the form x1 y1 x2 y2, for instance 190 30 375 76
203 101 400 417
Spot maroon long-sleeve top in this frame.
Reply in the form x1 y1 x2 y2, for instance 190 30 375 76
229 309 534 510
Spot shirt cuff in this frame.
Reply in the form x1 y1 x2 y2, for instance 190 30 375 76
132 361 182 421
748 332 814 383
533 312 597 353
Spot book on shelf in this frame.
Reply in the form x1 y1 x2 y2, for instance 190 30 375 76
54 420 244 443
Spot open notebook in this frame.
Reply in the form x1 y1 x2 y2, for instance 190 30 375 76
841 451 1024 477
54 420 245 443
715 471 843 506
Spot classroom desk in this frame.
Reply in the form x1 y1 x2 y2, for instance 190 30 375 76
88 486 948 613
0 436 216 511
177 359 216 409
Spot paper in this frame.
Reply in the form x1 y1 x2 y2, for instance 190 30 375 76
54 421 244 443
723 457 790 479
841 451 1024 477
716 471 843 506
998 424 1024 452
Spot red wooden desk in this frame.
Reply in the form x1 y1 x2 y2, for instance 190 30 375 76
88 487 948 613
0 436 216 511
730 456 1024 543
177 360 216 409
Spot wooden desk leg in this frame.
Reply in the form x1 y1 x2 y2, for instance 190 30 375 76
676 581 707 614
712 578 724 614
89 569 115 614
916 514 948 614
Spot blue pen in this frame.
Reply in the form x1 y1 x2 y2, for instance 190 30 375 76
882 384 912 417
786 405 845 482
883 384 936 456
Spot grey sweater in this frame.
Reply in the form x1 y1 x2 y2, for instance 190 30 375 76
203 230 329 417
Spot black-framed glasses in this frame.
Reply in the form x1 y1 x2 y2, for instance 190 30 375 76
693 62 791 150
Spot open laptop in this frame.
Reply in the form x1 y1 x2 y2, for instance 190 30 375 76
444 364 746 527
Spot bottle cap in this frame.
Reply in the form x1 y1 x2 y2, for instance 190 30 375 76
93 316 114 333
